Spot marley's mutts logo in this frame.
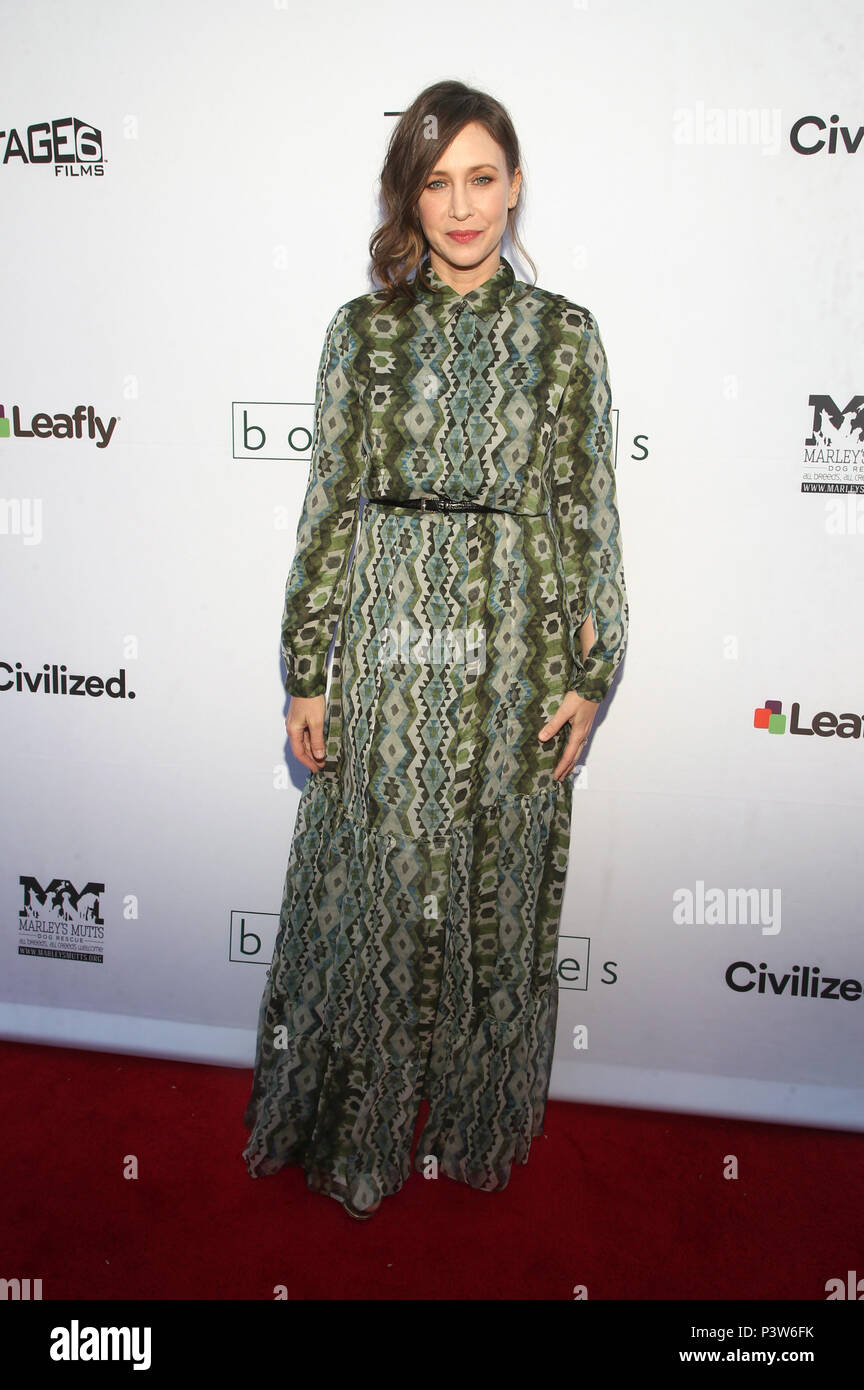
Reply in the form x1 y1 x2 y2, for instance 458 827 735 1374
754 698 863 739
18 876 106 964
0 117 105 174
0 403 117 448
801 394 864 493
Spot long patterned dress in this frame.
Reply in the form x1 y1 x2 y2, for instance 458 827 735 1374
241 254 628 1213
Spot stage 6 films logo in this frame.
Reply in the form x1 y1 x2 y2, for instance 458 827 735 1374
0 117 105 175
18 877 106 964
801 394 864 493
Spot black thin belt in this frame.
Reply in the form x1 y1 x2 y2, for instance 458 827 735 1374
367 494 505 514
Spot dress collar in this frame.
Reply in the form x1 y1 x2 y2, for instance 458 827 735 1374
414 254 516 320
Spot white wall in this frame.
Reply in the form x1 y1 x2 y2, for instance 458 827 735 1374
1 0 862 1131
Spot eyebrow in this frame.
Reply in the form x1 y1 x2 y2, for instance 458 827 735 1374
427 163 498 176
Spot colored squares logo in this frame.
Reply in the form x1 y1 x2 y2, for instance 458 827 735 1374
754 699 786 734
0 407 8 438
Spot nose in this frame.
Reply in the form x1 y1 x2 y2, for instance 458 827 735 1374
449 184 474 220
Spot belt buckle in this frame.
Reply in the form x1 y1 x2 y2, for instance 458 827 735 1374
420 497 428 512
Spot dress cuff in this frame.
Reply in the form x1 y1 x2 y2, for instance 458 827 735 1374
568 654 612 704
283 650 328 699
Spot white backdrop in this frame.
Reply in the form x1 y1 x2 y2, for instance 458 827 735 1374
2 0 862 1132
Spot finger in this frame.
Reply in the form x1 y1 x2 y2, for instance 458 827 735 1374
288 726 316 773
287 721 324 773
553 729 586 781
539 692 583 744
538 712 566 743
305 719 326 762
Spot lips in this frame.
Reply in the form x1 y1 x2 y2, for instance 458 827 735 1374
447 231 482 242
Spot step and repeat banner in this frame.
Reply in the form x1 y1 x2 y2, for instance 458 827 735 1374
1 0 862 1131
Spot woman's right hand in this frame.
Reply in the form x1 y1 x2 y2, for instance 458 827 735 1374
285 694 327 773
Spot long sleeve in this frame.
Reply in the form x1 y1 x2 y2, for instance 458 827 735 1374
548 313 628 704
281 302 366 698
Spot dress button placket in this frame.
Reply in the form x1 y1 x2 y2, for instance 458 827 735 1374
453 303 477 489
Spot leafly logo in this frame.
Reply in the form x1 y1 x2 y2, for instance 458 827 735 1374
754 699 863 739
0 117 105 174
18 876 106 964
801 393 864 493
0 403 117 448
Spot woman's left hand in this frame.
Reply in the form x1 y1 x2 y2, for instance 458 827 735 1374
538 690 601 782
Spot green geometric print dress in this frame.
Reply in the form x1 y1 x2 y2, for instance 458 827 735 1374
241 254 628 1213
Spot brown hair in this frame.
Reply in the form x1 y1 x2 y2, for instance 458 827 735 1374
369 79 536 309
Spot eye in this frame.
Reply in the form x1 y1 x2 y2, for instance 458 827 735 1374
425 175 494 190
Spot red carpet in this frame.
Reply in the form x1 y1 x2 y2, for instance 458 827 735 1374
1 1039 860 1301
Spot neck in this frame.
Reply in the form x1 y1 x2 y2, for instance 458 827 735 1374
427 245 502 295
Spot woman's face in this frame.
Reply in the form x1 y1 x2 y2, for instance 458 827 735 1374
416 121 521 284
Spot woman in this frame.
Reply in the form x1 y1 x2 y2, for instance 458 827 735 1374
241 79 628 1220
